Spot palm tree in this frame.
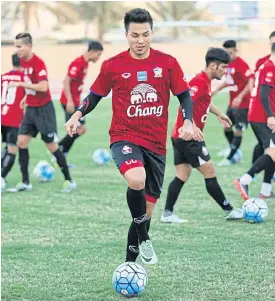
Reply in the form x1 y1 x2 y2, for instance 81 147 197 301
76 1 125 42
2 1 79 32
146 1 213 39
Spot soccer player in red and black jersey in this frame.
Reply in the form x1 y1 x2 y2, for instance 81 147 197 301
8 33 76 192
161 48 243 223
212 40 254 166
251 31 275 169
59 41 103 160
1 54 26 190
65 8 198 265
234 43 275 200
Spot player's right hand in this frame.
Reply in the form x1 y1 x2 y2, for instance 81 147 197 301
65 116 79 137
178 119 194 141
267 116 275 133
192 123 204 141
66 101 75 114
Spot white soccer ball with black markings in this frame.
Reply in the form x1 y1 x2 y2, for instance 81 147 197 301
112 262 148 297
33 160 55 182
242 198 268 223
92 148 111 165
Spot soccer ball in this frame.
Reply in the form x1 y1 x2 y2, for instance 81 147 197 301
33 160 55 182
230 149 243 164
242 198 268 223
112 262 148 298
92 148 111 165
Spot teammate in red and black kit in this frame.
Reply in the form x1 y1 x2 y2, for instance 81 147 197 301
234 43 275 200
8 33 76 192
58 41 103 161
212 40 254 166
251 31 275 173
1 54 26 190
161 48 243 223
65 9 200 265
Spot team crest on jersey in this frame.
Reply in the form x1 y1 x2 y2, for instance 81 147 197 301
137 71 147 81
153 67 162 78
190 86 198 96
121 145 132 155
122 73 131 79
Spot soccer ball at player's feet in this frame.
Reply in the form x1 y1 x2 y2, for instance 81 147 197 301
92 148 111 165
230 149 243 164
33 160 55 182
242 198 268 223
112 262 148 298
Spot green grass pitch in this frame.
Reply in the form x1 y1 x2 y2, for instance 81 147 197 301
2 94 275 301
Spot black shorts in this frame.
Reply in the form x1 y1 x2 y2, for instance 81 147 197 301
226 107 248 131
172 138 211 168
111 141 166 203
250 122 275 149
1 126 18 145
62 104 85 125
18 101 58 143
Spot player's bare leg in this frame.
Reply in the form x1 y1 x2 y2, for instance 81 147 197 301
197 161 243 219
46 142 76 192
161 164 191 224
9 135 33 192
124 167 157 265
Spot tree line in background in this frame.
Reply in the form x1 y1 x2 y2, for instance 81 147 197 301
1 1 211 42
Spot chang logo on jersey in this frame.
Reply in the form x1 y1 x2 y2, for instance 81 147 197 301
127 83 163 118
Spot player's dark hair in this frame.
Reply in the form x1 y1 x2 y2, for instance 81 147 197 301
12 53 21 67
124 8 153 32
15 32 32 45
269 31 275 39
223 40 236 49
205 47 230 66
88 40 103 52
271 43 275 53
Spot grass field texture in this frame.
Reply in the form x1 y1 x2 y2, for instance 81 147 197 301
2 94 275 301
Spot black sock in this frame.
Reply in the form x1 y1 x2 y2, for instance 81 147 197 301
224 130 234 145
205 177 233 211
53 149 72 181
1 153 16 178
247 154 274 178
19 148 29 184
227 136 242 160
252 143 264 164
125 217 152 262
125 221 139 262
263 164 275 184
59 134 79 154
164 177 185 212
126 187 148 243
1 146 8 166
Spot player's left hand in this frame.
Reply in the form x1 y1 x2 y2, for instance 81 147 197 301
178 119 194 141
217 113 232 129
232 96 242 108
8 81 22 88
267 116 275 133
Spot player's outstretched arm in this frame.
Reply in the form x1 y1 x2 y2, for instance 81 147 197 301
210 104 232 128
8 80 48 93
65 92 102 137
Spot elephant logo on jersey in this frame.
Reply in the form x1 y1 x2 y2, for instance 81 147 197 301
127 84 163 117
